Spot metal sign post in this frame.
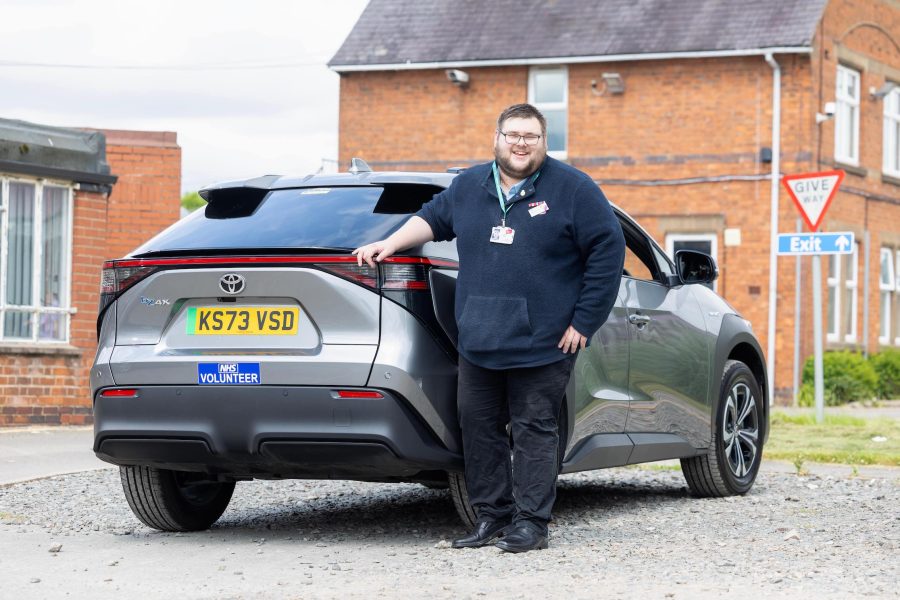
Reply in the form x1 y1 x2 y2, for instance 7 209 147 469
779 170 845 423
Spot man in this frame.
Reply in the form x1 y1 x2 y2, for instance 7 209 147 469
353 103 625 552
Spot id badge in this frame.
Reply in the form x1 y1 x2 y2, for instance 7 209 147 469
490 226 515 245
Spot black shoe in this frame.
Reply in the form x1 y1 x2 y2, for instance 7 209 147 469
452 520 513 549
494 525 548 553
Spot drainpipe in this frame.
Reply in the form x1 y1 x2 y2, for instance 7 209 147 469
765 52 781 406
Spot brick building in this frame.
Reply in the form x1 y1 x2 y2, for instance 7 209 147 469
0 119 180 425
330 0 900 402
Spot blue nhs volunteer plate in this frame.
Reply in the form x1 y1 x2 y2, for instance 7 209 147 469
198 363 261 385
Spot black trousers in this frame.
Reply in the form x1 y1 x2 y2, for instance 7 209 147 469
457 354 576 535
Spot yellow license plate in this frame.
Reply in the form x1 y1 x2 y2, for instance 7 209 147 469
186 307 299 335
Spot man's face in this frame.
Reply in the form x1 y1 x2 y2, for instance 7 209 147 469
493 116 547 180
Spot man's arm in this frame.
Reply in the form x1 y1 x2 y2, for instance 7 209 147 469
352 216 435 267
561 180 626 351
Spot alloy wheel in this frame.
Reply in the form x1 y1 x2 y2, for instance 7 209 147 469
722 382 759 478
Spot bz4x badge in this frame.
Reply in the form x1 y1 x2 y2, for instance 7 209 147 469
140 296 170 306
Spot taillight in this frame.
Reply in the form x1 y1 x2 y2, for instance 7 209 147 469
99 261 158 314
315 257 456 291
99 388 138 398
382 263 428 290
315 263 378 288
334 390 384 399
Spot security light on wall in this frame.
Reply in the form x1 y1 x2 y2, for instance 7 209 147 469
445 69 470 88
591 73 625 96
815 101 836 124
870 81 897 99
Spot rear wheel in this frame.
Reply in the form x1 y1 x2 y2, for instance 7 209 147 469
681 360 763 497
119 466 235 532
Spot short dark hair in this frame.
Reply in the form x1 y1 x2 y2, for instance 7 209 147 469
497 103 547 136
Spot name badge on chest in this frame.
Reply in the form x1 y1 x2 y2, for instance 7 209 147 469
490 226 515 245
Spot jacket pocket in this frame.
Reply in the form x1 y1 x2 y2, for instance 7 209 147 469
458 295 533 352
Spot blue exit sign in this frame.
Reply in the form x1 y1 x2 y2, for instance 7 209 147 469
776 232 855 255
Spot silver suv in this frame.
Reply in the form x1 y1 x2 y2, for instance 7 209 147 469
92 164 768 532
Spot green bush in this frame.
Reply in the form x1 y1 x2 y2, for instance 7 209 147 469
870 349 900 400
181 191 206 212
800 351 878 405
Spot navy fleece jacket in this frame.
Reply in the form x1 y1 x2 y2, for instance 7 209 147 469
415 157 625 370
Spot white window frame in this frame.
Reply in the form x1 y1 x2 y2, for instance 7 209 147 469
827 254 841 342
0 175 75 344
896 250 900 346
879 247 895 345
883 86 900 177
665 232 718 291
528 66 568 160
835 65 861 166
843 243 859 343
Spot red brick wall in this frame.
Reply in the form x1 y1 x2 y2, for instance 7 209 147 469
103 130 182 260
0 131 181 426
336 0 900 402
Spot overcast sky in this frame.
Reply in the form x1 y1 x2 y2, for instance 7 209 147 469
0 0 370 194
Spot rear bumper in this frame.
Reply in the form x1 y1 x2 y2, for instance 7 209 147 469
93 386 462 480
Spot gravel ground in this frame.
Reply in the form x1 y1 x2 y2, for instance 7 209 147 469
0 466 897 599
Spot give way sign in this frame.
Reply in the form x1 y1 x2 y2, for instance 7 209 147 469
781 170 845 231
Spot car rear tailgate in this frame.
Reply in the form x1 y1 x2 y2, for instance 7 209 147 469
109 266 379 387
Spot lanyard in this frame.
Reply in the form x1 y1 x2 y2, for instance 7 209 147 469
491 162 540 226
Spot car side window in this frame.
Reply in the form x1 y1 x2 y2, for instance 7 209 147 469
623 241 656 282
617 216 660 283
652 244 675 278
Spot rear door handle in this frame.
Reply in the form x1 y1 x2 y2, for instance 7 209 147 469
628 314 651 326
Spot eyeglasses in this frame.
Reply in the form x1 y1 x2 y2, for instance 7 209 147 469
497 130 542 146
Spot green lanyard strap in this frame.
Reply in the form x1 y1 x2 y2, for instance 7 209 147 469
491 162 540 226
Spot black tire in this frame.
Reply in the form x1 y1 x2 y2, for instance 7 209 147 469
448 470 477 527
681 360 764 497
447 398 570 527
119 466 235 532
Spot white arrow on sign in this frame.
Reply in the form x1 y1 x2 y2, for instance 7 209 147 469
781 170 845 232
835 235 850 251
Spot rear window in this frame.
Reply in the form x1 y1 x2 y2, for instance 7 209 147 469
132 185 443 255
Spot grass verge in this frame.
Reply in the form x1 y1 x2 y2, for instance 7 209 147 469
766 411 900 467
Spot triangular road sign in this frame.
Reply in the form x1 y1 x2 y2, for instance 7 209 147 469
782 170 845 232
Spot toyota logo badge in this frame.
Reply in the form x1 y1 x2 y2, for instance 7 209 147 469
219 274 245 295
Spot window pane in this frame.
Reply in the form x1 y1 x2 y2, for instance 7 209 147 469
894 122 900 172
827 286 837 335
41 187 66 309
38 313 64 341
881 292 890 339
543 108 567 153
673 240 713 256
845 70 858 99
6 182 35 307
846 248 858 283
880 249 894 287
843 286 854 337
532 70 565 104
39 186 67 341
828 255 838 279
4 310 32 339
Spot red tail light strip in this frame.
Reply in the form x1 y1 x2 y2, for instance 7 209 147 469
335 390 384 399
104 256 458 269
99 388 138 398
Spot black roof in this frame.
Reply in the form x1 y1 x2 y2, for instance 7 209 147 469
330 0 826 69
0 118 116 190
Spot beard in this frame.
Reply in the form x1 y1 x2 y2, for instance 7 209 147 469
493 140 546 181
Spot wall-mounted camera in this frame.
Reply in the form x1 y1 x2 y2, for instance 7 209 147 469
445 69 470 88
816 101 836 124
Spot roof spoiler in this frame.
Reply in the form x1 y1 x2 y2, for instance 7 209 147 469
198 174 284 202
